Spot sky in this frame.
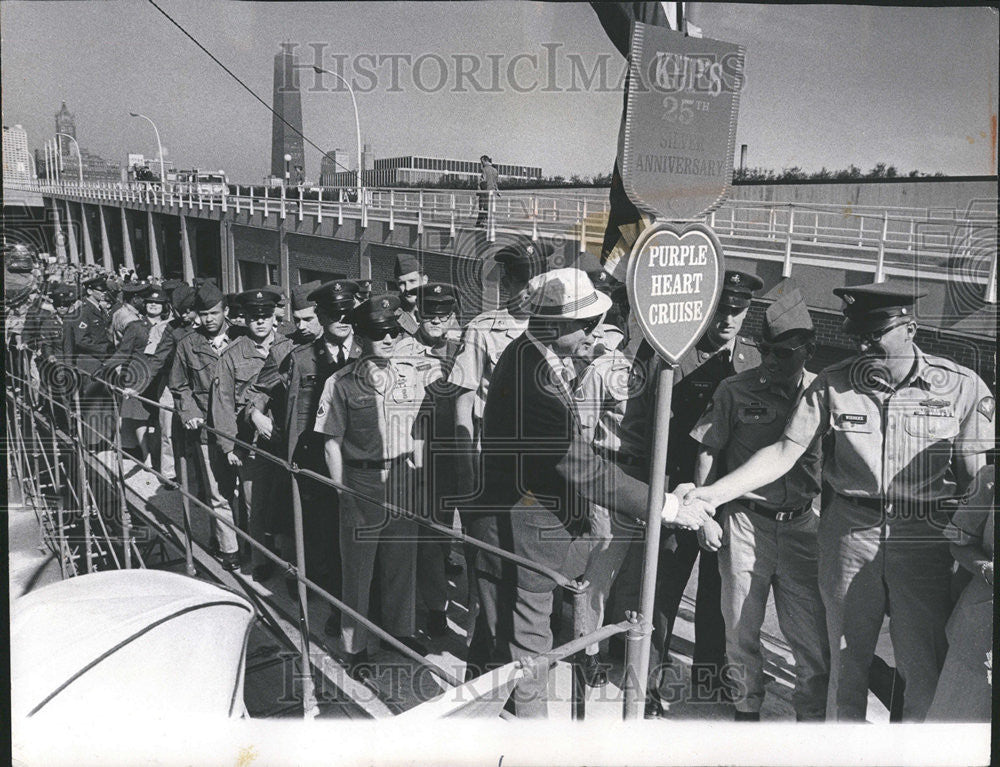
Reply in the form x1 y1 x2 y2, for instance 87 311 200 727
2 1 997 183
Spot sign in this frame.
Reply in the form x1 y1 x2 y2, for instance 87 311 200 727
626 222 723 364
619 22 745 221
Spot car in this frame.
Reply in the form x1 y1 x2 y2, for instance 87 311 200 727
3 242 37 274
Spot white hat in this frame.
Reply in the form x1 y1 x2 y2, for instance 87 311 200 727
526 267 613 320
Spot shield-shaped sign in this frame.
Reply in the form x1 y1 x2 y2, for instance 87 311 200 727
619 22 745 221
626 222 724 364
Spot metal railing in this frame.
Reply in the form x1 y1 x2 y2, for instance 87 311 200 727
6 178 996 301
5 344 641 720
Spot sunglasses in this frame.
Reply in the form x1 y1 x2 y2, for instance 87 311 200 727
758 342 807 360
364 326 403 341
579 315 603 335
855 322 907 346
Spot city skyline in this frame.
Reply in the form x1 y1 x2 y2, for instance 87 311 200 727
1 2 997 184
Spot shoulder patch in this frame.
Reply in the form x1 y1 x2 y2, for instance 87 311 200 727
977 396 995 422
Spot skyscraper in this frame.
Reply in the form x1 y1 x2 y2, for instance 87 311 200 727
55 102 76 156
270 46 305 181
3 125 32 182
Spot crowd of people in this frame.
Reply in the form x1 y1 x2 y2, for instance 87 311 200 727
5 241 994 722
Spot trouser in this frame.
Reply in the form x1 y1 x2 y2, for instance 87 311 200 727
819 494 951 722
192 441 238 554
417 506 453 613
339 460 418 655
238 451 279 568
463 510 509 676
719 501 829 719
158 387 175 477
507 583 555 718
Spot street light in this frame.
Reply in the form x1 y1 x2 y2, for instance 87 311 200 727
128 111 165 185
312 65 362 201
284 153 292 188
55 132 84 184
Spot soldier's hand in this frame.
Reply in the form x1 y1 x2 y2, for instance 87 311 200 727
184 417 204 430
250 409 273 441
122 387 139 399
697 518 724 551
226 451 243 468
663 484 715 530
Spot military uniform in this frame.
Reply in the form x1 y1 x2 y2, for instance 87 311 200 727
169 282 245 561
314 294 424 661
110 284 144 346
778 284 994 721
691 287 829 720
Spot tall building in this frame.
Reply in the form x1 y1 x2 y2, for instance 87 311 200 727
3 125 32 182
320 148 352 186
55 102 76 156
270 46 305 181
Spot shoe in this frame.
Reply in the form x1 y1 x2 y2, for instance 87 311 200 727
324 612 340 638
381 635 428 655
219 551 241 572
579 653 609 688
252 562 275 582
426 610 448 637
344 650 373 684
644 693 666 719
734 710 760 722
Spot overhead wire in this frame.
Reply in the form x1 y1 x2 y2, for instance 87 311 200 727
142 0 353 174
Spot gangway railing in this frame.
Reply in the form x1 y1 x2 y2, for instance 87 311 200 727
5 347 646 720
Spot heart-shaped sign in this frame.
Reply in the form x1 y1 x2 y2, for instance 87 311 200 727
625 222 724 364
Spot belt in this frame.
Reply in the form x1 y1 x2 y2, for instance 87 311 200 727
744 500 812 522
344 455 410 470
840 494 884 512
595 446 647 468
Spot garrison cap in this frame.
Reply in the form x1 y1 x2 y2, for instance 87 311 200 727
415 283 458 317
309 279 359 314
51 283 78 306
833 284 925 335
194 282 226 311
494 237 550 281
291 280 322 311
171 284 196 313
393 253 423 278
353 293 401 334
238 286 282 315
83 274 111 292
763 287 813 342
161 278 186 295
142 284 169 304
719 270 764 311
588 269 628 302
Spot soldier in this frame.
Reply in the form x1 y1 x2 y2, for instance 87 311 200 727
393 253 428 335
111 280 146 346
100 284 172 463
690 287 830 721
62 273 115 446
356 279 372 304
245 280 359 604
314 293 427 679
448 237 549 674
649 269 763 707
170 283 245 570
689 284 994 721
397 282 463 637
226 292 246 327
211 286 289 575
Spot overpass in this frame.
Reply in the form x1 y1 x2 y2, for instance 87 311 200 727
4 178 996 379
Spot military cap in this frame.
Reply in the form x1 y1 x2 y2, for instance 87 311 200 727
161 278 186 295
142 284 169 304
122 280 148 295
82 274 111 292
291 280 322 311
238 287 281 315
309 279 359 314
718 270 764 310
763 287 813 342
588 269 628 302
356 279 373 299
415 283 459 317
833 284 925 335
171 284 196 313
494 238 550 281
353 293 401 335
194 282 226 311
51 283 78 306
393 253 423 279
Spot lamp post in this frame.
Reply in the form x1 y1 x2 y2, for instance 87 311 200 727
284 153 292 188
312 65 362 201
128 112 165 185
55 132 84 184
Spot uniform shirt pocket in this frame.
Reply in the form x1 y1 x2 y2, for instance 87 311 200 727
737 406 777 425
346 395 380 440
903 413 960 441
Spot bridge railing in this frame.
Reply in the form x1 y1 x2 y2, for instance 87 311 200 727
7 179 996 299
5 346 639 720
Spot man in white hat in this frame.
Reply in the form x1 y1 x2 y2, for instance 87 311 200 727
479 267 718 717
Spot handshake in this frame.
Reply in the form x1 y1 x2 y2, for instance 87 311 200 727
661 484 724 552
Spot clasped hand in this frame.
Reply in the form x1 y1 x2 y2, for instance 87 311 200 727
662 483 718 531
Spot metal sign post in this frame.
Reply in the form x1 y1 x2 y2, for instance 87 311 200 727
622 223 724 718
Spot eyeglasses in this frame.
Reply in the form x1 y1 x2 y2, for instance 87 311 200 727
326 312 350 324
758 342 808 360
855 323 906 346
422 312 454 324
365 326 403 341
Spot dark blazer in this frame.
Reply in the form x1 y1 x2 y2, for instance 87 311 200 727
480 333 651 592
